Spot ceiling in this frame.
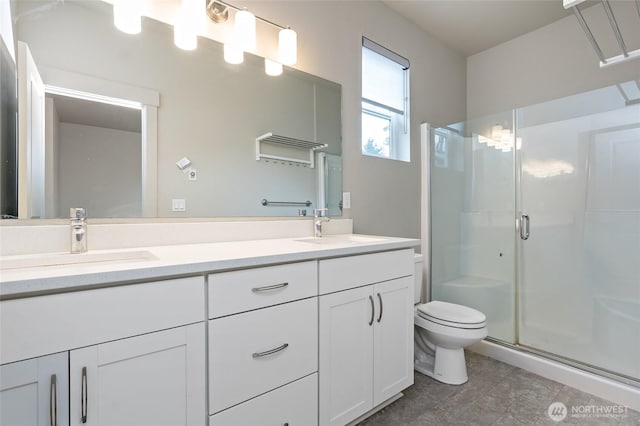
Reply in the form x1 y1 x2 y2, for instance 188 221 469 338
382 0 580 56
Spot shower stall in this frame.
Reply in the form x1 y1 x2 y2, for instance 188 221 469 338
424 80 640 386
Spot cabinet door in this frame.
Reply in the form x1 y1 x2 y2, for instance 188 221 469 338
373 276 414 406
319 286 374 426
70 323 205 426
0 352 69 426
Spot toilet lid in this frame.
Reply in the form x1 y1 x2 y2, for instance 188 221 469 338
417 301 486 326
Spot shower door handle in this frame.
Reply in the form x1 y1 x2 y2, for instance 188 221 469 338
520 214 530 240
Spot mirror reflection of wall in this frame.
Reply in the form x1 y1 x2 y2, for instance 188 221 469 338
12 0 342 219
45 94 142 218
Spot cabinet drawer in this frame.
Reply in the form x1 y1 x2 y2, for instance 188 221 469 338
1 277 205 364
319 249 414 295
209 373 318 426
208 261 317 318
208 298 318 414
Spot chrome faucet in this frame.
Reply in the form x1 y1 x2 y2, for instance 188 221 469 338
313 208 331 238
70 208 87 253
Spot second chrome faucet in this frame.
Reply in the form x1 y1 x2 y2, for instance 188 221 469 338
313 208 331 238
70 207 87 253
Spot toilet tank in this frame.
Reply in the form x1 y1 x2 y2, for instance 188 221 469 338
414 253 424 304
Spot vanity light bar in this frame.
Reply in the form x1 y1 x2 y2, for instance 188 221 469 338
212 1 297 69
111 0 297 74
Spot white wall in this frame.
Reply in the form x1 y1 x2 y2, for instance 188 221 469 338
467 1 640 118
58 123 142 217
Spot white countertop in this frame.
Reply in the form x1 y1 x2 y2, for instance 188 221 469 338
0 234 419 299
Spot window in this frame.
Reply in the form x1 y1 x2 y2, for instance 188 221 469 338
361 38 410 161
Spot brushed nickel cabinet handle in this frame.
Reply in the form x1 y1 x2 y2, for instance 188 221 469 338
50 374 57 426
251 282 289 293
369 295 374 326
81 367 88 423
252 343 289 358
377 293 383 323
520 214 530 240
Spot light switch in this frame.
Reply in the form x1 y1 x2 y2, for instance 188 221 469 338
188 169 197 181
172 199 186 211
342 192 351 209
176 157 192 171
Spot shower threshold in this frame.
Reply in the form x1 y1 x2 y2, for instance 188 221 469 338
470 338 640 411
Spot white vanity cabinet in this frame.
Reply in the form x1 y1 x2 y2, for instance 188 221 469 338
0 236 420 426
207 262 319 426
0 276 207 426
318 250 414 426
0 352 69 426
69 323 205 426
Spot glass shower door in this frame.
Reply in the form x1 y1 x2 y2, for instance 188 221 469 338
517 83 640 380
430 112 517 343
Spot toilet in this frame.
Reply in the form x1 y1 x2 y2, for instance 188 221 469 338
413 254 488 385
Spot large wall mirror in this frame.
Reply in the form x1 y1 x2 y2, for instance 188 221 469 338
8 0 342 219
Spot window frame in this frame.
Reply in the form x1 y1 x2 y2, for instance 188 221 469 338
361 37 410 162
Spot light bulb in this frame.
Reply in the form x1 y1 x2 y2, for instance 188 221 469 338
174 0 199 50
224 42 244 64
174 17 197 50
265 59 283 76
235 9 256 52
113 0 141 35
279 27 297 65
491 124 502 141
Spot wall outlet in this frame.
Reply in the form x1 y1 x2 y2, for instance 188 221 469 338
188 169 197 181
172 199 186 212
342 192 351 209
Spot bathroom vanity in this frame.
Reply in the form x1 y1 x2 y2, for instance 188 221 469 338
0 234 418 426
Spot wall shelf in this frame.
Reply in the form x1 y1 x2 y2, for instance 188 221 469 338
256 133 328 168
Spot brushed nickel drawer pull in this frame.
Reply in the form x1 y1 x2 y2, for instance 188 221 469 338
252 343 289 358
252 282 289 293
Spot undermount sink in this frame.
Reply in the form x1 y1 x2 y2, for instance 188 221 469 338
0 250 157 271
295 235 389 245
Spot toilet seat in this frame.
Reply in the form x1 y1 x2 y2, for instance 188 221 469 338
416 301 486 329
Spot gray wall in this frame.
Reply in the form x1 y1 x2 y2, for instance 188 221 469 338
467 1 640 118
238 1 468 238
58 123 142 217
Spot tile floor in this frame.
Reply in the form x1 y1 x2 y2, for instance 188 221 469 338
358 351 640 425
